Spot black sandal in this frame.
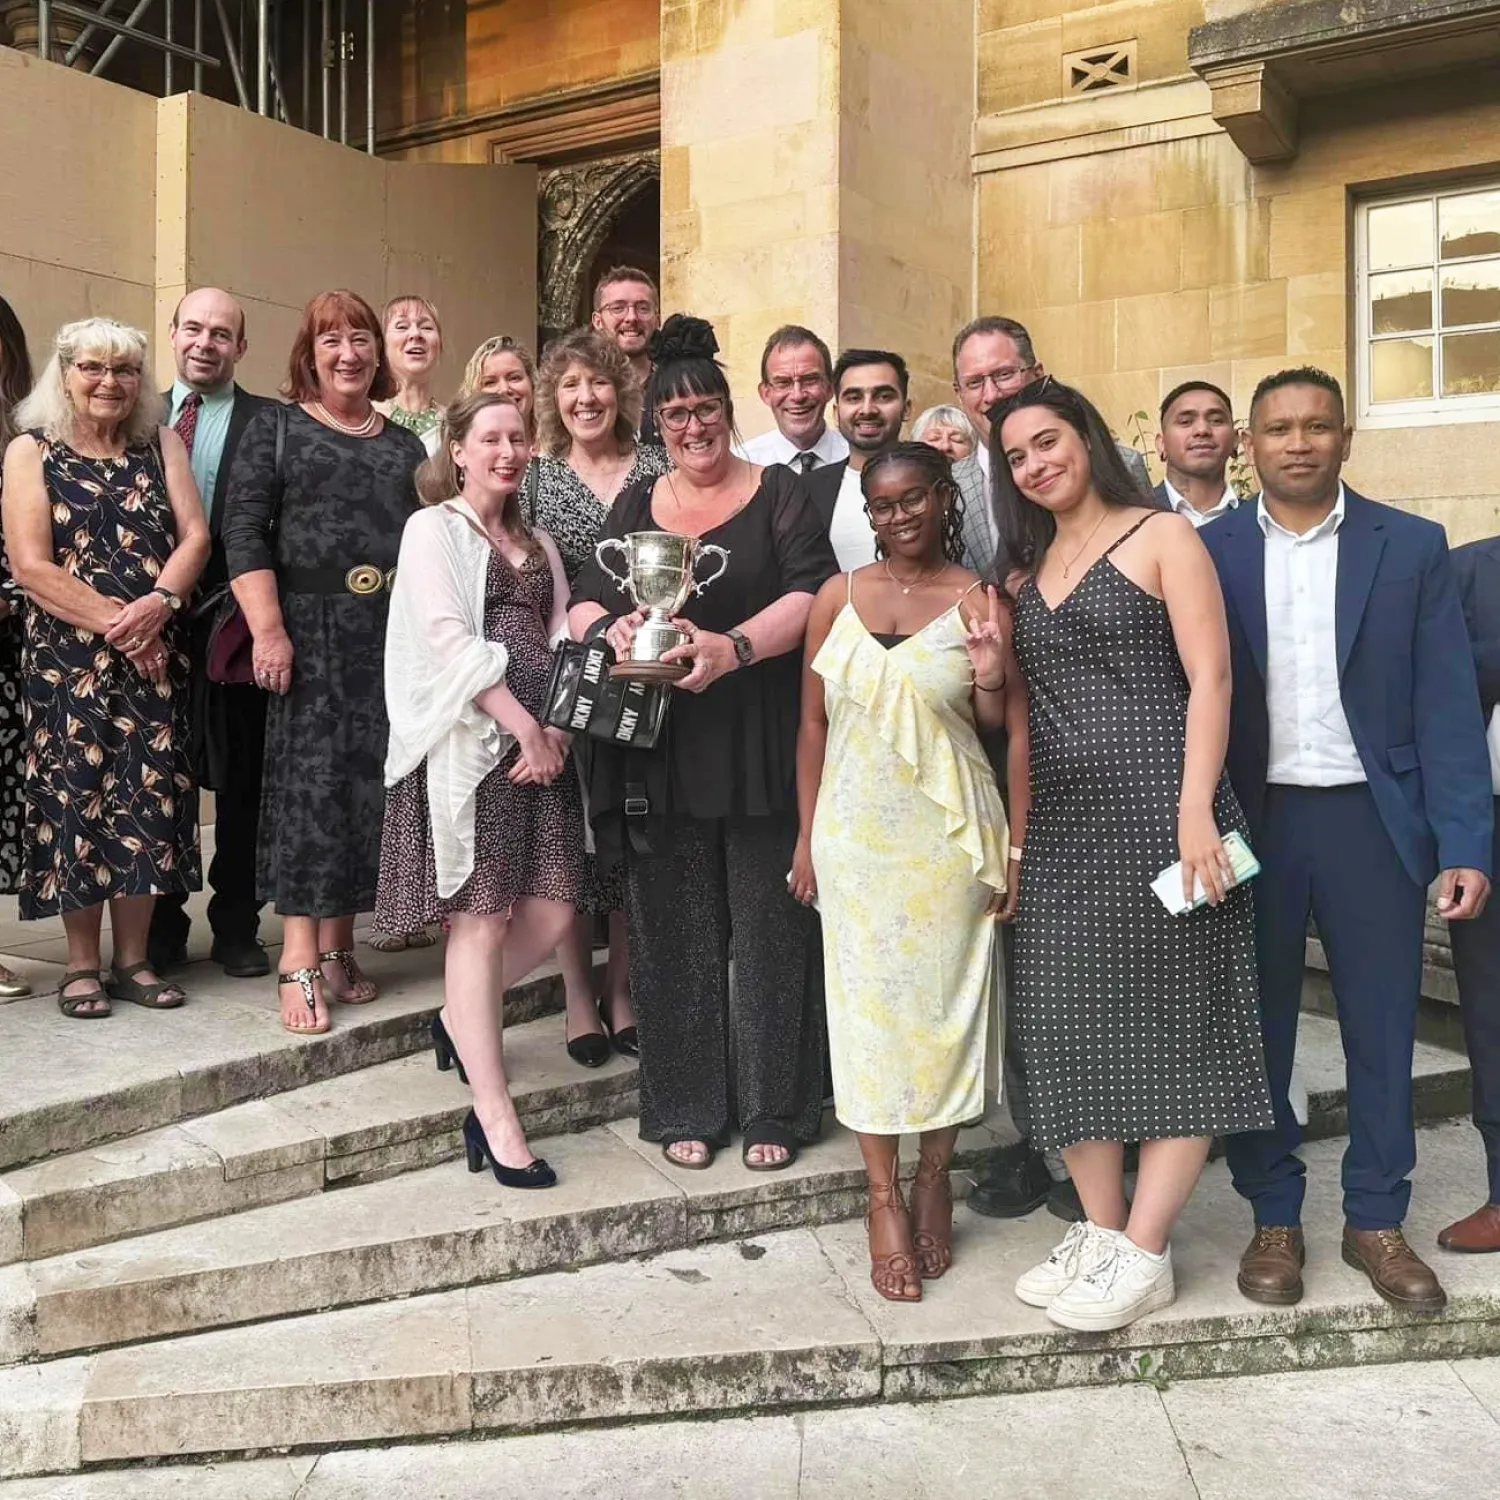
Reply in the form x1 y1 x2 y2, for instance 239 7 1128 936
57 968 111 1020
105 961 185 1010
742 1121 798 1173
660 1139 716 1171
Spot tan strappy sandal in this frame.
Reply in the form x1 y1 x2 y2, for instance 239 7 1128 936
867 1168 922 1303
319 948 378 1004
279 967 331 1035
910 1151 955 1280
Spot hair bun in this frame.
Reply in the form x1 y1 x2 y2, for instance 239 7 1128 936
650 314 719 364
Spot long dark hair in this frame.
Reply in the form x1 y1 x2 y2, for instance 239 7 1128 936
990 379 1152 575
861 442 967 563
0 295 33 447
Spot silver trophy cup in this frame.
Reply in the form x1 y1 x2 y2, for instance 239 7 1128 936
595 530 731 681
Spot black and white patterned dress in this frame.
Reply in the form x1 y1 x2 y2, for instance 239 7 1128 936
1010 514 1274 1152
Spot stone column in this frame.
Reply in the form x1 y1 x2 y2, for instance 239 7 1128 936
659 0 974 433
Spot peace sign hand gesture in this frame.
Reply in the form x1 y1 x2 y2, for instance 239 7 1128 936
963 585 1008 693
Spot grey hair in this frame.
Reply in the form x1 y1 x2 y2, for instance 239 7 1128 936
14 318 164 445
911 405 977 444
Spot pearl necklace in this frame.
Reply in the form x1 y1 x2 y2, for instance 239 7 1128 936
313 401 379 437
884 558 945 596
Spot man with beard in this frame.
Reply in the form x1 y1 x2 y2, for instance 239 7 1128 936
804 349 912 570
1155 380 1241 527
591 266 661 443
740 326 848 472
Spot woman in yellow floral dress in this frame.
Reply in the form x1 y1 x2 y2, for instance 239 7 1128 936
793 443 1026 1303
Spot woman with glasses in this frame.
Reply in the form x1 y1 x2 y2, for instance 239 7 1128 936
1 317 210 1017
793 443 1020 1301
569 314 838 1172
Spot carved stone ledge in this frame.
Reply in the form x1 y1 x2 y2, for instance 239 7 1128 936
1202 61 1298 164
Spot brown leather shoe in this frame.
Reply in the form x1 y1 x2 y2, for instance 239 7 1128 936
1341 1226 1447 1313
1237 1225 1305 1305
1438 1202 1500 1254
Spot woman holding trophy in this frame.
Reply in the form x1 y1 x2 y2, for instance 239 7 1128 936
569 315 839 1172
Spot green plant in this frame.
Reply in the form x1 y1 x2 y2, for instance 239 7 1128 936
1128 1350 1172 1391
1127 410 1157 485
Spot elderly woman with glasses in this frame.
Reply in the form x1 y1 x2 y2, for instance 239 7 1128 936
911 404 977 463
569 314 838 1173
1 317 210 1017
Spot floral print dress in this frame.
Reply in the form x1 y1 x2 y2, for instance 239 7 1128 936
18 434 200 919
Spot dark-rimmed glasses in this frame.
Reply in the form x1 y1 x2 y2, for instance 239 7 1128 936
657 397 727 433
865 487 935 525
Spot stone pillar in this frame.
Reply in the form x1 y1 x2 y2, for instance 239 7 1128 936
660 0 975 434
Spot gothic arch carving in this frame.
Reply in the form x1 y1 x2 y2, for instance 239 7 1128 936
538 150 660 345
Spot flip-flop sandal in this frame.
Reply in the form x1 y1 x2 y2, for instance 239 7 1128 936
105 962 185 1010
661 1139 716 1171
57 968 112 1020
278 967 332 1036
741 1121 799 1173
320 948 379 1004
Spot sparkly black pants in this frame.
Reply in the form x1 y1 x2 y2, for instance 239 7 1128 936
623 812 825 1148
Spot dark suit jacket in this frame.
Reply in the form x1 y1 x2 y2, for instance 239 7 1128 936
1199 489 1494 885
1452 536 1500 723
803 458 848 536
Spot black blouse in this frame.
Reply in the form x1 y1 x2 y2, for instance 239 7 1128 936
570 463 837 850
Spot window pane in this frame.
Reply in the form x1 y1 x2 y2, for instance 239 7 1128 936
1441 330 1500 396
1370 269 1433 334
1368 200 1432 271
1439 190 1500 261
1370 338 1434 402
1440 258 1500 328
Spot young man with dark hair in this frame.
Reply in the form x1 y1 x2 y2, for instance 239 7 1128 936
1155 380 1240 527
740 325 847 471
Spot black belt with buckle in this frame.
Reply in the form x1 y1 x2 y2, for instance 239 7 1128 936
281 565 397 597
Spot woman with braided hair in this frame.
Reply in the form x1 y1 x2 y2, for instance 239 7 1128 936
793 442 1026 1301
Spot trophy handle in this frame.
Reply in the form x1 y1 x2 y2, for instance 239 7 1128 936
595 536 638 605
691 544 730 596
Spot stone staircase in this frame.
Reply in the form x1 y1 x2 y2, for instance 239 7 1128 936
0 942 1492 1484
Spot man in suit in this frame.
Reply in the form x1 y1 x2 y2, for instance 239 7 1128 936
148 288 275 978
1153 380 1241 527
1441 535 1500 1252
949 315 1152 580
1200 366 1492 1312
803 349 911 569
738 326 848 473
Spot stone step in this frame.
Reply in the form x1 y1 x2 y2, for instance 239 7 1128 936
2 1122 1494 1481
0 943 587 1173
0 1011 637 1267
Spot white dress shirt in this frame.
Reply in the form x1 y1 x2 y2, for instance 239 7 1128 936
1164 477 1238 528
1259 484 1366 787
1487 707 1500 796
828 463 878 572
738 424 848 469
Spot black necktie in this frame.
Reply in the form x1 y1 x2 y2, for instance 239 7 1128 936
796 451 817 474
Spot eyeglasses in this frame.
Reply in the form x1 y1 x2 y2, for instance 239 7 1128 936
767 375 828 394
71 360 142 382
957 363 1037 395
600 300 656 319
657 397 727 433
865 487 934 525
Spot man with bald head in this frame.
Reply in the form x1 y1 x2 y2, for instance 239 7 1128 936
148 288 276 979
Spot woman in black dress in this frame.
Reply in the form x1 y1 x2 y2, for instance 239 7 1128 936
995 380 1273 1333
222 290 424 1034
533 327 670 1067
569 315 838 1171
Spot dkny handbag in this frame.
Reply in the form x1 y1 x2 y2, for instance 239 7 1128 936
541 634 670 750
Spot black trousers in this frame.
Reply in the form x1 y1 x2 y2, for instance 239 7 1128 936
623 812 825 1148
151 681 266 948
1450 796 1500 1204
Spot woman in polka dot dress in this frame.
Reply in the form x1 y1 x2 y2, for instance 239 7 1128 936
993 380 1273 1333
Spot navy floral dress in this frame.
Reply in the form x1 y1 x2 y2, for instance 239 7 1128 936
19 434 200 919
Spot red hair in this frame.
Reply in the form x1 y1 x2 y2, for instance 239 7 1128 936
283 289 396 403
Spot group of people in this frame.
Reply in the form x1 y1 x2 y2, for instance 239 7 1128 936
0 266 1497 1335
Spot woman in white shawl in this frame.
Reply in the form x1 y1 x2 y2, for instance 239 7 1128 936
377 391 582 1189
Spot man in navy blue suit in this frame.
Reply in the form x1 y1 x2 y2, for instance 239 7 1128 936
1199 367 1492 1314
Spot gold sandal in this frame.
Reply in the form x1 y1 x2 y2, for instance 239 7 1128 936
319 948 378 1005
278 967 331 1035
867 1168 921 1303
911 1152 954 1280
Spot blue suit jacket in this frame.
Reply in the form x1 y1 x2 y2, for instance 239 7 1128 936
1199 489 1493 886
1452 536 1500 724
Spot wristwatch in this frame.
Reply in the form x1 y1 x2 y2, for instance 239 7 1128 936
151 587 182 612
727 628 754 667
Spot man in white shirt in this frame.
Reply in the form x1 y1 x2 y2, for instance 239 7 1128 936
802 349 910 570
1201 366 1493 1314
1153 380 1240 527
738 326 848 472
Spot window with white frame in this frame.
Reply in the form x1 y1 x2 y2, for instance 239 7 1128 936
1356 184 1500 425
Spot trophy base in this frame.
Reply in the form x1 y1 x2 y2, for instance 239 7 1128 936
609 659 690 683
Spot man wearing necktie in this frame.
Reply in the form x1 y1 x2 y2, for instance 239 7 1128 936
148 288 275 979
737 325 849 471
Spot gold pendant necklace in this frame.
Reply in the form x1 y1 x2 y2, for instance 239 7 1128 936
1060 510 1110 577
884 558 944 595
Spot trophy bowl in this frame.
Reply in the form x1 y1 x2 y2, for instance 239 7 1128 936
595 530 730 682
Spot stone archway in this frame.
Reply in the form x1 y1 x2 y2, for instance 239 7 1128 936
537 150 660 347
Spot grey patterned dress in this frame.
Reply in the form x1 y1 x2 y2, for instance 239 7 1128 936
221 407 423 916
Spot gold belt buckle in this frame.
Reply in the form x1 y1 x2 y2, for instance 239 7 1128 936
345 564 383 596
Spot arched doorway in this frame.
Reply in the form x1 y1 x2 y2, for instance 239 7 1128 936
537 150 660 348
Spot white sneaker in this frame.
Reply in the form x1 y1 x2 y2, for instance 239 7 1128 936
1045 1236 1175 1332
1015 1221 1118 1308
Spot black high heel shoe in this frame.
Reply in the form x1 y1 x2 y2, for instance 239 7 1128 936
461 1109 556 1189
431 1012 468 1085
599 996 639 1058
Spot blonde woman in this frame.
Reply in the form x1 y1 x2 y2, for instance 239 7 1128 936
378 295 444 450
